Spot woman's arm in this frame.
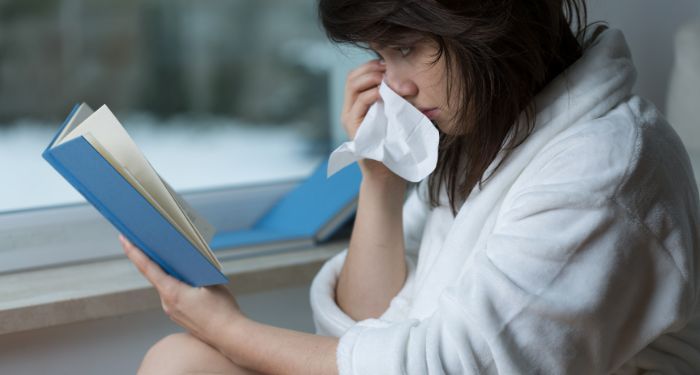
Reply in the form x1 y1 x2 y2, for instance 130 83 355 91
214 316 339 375
336 162 408 320
119 235 340 375
333 59 410 321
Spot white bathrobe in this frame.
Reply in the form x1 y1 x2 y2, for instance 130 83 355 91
310 28 700 374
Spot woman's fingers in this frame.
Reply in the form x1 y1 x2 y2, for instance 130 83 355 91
343 65 384 105
345 87 381 138
341 59 385 139
346 59 385 84
119 234 180 293
343 71 383 109
342 61 383 109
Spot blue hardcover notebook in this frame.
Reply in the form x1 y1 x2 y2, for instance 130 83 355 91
44 103 363 287
210 159 361 250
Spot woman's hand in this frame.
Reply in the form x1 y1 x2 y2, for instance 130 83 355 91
119 234 247 346
342 59 400 181
120 234 340 375
341 59 385 140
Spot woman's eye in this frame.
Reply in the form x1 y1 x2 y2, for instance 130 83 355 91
397 46 412 57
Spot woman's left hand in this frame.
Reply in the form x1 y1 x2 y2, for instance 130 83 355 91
119 234 247 346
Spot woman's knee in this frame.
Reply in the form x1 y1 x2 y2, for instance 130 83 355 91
138 332 249 375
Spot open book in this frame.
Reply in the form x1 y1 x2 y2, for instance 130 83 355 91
43 104 362 287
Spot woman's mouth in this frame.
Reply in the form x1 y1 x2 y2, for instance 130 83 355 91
419 108 440 120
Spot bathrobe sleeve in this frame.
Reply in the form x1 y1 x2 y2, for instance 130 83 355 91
333 128 692 374
310 180 431 337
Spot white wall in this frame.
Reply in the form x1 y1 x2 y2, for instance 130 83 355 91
0 285 315 375
588 0 700 113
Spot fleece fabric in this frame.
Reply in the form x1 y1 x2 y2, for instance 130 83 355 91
310 28 700 374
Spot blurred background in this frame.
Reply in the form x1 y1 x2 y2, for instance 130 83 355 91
0 0 354 212
0 0 698 212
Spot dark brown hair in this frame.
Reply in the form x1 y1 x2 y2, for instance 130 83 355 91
319 0 589 215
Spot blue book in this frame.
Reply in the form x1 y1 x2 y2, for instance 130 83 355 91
210 158 361 251
43 103 227 286
44 103 362 286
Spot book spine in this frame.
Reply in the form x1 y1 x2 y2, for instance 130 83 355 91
45 103 80 151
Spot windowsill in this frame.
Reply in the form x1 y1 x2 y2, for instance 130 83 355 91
0 240 346 336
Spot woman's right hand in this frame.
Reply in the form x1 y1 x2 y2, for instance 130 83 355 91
342 59 401 181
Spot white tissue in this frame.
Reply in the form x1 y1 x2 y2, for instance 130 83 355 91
327 81 440 182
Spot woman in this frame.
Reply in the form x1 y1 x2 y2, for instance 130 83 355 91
123 0 700 374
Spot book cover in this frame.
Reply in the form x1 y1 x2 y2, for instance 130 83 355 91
43 104 228 286
210 159 361 250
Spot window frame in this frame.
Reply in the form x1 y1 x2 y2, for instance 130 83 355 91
0 178 303 275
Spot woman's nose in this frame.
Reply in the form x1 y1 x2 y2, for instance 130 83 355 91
384 73 418 98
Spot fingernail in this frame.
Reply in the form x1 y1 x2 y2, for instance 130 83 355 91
378 59 385 65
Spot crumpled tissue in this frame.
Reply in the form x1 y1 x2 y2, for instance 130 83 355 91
327 81 440 182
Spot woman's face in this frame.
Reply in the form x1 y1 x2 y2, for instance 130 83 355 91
370 38 457 134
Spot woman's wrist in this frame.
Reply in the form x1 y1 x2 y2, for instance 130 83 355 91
359 159 407 188
216 315 339 375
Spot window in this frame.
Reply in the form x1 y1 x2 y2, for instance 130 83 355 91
0 0 331 213
0 0 372 273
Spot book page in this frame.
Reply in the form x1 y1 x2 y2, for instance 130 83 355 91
160 177 216 244
83 133 221 270
58 105 215 267
81 132 221 269
160 176 220 268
